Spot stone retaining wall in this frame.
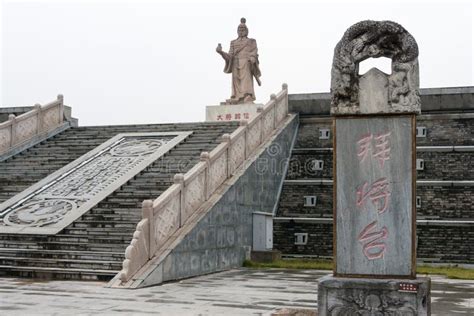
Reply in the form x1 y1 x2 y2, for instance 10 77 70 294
294 116 474 148
276 183 474 220
274 220 473 263
114 114 298 288
274 88 473 264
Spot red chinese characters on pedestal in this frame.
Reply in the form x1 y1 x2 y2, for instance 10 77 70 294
216 112 251 121
355 131 392 260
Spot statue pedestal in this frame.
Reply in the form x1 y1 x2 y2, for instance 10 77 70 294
205 103 262 122
318 275 431 315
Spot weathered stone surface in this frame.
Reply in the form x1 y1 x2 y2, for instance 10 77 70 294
359 68 390 113
0 132 191 235
318 275 431 316
335 116 414 276
330 20 420 115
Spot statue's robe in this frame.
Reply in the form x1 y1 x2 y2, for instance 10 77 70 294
222 37 261 103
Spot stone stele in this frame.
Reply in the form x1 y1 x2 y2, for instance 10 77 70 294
216 17 262 105
318 20 430 316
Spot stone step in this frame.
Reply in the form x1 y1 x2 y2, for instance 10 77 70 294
61 227 136 236
0 234 131 245
87 207 141 215
0 240 43 250
0 256 123 270
79 213 141 221
0 121 239 280
52 235 132 244
0 265 119 280
71 221 138 229
24 241 127 252
0 248 123 261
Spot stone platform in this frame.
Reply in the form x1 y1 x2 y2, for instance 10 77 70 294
318 275 431 315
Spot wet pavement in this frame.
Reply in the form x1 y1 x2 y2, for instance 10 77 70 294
0 269 473 315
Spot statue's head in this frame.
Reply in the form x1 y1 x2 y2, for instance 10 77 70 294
237 17 248 38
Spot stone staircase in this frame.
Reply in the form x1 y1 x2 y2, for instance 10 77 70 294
0 122 238 280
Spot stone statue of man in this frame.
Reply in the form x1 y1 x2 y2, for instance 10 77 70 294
216 18 261 104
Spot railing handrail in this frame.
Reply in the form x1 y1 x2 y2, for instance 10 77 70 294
153 183 181 210
0 95 65 156
183 161 207 184
119 84 289 283
229 125 246 141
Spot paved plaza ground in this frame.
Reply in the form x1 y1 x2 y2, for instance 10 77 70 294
0 268 473 315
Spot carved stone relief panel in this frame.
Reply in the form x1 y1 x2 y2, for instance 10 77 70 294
0 129 12 152
183 172 206 222
153 193 181 252
331 20 420 115
318 276 431 316
0 132 192 234
229 135 246 173
246 122 261 154
327 289 418 315
15 115 38 143
209 152 228 194
275 98 287 124
42 107 61 131
262 110 275 139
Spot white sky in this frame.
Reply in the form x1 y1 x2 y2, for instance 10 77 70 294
1 0 473 126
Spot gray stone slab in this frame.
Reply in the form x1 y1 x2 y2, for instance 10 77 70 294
359 68 390 114
335 116 414 276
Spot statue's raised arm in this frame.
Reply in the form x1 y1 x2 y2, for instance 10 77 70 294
216 43 230 63
216 18 261 105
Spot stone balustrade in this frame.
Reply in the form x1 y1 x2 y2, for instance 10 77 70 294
119 84 289 283
0 95 65 156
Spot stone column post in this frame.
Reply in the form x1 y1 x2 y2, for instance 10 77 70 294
8 114 16 146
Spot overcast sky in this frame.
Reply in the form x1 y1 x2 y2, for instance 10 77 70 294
1 0 473 126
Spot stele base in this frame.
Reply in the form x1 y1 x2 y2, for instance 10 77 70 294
318 275 431 316
205 103 262 122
